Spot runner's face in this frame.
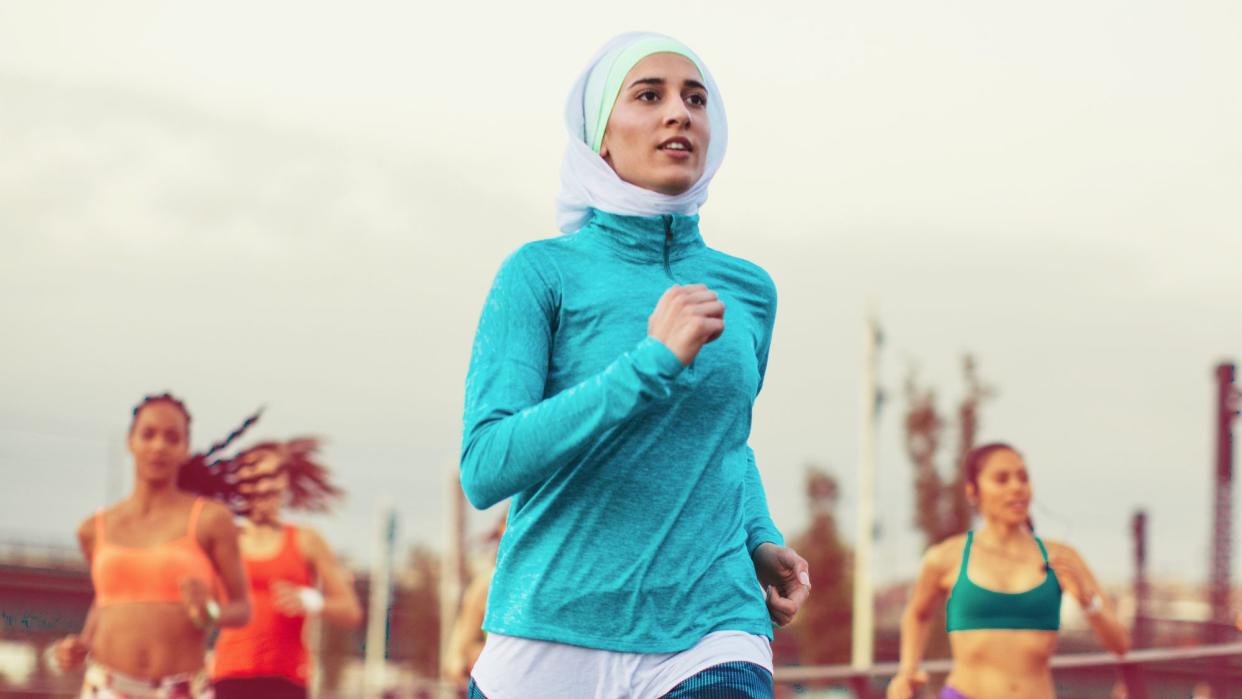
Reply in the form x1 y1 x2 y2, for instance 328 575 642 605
970 449 1033 526
599 53 710 196
128 403 190 484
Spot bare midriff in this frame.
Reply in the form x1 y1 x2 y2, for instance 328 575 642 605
945 629 1058 698
92 603 207 678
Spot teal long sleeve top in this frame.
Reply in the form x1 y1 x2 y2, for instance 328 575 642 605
460 209 785 653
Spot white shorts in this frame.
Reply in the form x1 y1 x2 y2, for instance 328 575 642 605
470 630 772 699
80 661 209 699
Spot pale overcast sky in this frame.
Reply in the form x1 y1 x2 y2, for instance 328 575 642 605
1 1 1239 587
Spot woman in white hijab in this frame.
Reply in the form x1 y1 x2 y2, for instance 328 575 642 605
460 32 810 698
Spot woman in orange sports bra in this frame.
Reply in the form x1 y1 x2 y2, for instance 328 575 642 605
51 393 256 699
202 437 362 699
887 443 1130 699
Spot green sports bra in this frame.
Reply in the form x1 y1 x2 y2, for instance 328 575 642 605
945 530 1062 632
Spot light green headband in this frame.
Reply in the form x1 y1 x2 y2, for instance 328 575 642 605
584 36 707 154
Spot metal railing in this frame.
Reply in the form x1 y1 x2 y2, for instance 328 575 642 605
0 540 84 570
4 644 1242 698
774 642 1242 698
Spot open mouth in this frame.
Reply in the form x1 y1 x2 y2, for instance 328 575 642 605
658 137 693 153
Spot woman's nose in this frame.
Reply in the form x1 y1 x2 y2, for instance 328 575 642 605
664 102 691 127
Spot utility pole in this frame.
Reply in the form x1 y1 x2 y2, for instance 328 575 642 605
1209 362 1238 644
439 469 467 699
851 312 882 670
364 499 396 699
1132 510 1150 649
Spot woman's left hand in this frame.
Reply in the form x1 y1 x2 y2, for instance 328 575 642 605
752 543 811 626
1046 553 1091 605
1050 544 1131 655
179 578 215 628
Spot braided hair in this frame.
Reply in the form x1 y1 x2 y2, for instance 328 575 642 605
177 411 264 512
223 437 344 516
129 393 191 434
232 439 340 516
129 392 264 511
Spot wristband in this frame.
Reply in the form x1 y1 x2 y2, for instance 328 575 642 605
1083 593 1103 617
194 599 221 628
298 587 325 615
203 598 221 625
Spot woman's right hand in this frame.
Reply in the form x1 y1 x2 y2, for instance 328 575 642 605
51 634 89 672
647 284 725 366
886 670 928 699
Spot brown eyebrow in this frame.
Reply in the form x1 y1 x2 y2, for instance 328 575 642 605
627 77 709 93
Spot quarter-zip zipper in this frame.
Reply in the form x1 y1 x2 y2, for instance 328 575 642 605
663 214 695 373
662 215 675 280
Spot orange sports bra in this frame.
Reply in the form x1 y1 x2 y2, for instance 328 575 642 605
91 498 216 608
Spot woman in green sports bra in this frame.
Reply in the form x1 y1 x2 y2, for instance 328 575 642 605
887 443 1131 699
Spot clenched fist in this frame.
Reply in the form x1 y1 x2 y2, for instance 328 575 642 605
886 670 929 699
648 284 725 366
179 578 214 628
50 634 89 672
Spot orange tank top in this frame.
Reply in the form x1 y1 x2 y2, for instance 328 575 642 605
92 498 215 608
212 524 314 685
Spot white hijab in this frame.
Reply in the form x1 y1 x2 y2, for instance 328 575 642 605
555 32 728 234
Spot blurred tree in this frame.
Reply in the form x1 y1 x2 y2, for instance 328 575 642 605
316 547 443 690
903 354 993 547
317 576 364 691
783 465 854 665
902 354 993 659
390 545 442 680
